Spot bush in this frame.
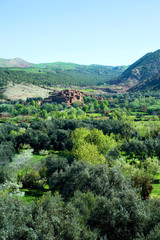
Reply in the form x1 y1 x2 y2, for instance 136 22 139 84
19 170 43 189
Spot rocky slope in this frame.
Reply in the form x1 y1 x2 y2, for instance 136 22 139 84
111 49 160 90
128 73 160 92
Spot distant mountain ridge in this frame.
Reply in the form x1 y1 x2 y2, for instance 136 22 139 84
1 51 160 91
0 57 33 68
0 57 127 71
0 57 127 87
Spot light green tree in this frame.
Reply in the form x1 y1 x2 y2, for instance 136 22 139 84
73 142 105 164
40 109 48 119
71 128 116 164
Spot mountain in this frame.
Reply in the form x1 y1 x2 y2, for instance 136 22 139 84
34 61 127 72
34 62 80 69
0 57 33 68
111 50 160 90
0 59 127 87
128 73 160 92
33 61 127 74
2 51 160 91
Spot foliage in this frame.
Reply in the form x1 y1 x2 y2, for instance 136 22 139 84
0 63 126 87
0 141 15 165
71 128 115 164
2 89 160 238
0 181 24 197
10 149 33 171
46 157 129 200
0 193 97 240
133 174 153 200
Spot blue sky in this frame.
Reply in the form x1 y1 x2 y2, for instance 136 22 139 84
0 0 160 65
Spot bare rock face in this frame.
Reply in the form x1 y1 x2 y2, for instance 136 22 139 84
111 49 160 91
128 73 160 92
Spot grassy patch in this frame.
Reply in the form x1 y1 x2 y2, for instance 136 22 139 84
78 89 95 92
151 184 160 198
21 188 49 202
154 172 160 180
32 154 46 162
86 113 103 118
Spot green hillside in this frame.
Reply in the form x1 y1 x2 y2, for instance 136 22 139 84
0 60 127 87
34 62 80 69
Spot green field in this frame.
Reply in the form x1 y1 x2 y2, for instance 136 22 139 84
151 184 160 198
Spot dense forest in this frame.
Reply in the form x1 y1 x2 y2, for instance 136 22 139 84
1 90 160 239
0 64 126 88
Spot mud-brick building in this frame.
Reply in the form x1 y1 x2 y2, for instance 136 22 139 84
43 89 83 105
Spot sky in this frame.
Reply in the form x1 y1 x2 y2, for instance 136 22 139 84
0 0 160 66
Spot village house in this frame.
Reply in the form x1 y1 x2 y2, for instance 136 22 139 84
43 89 84 105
